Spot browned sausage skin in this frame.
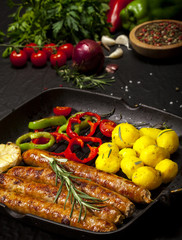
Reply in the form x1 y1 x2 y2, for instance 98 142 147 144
7 166 134 218
73 178 135 217
22 149 152 204
0 172 124 224
0 187 116 232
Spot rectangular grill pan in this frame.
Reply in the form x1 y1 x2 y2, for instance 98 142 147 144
0 87 181 239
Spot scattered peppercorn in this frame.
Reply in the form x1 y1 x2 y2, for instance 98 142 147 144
136 21 182 46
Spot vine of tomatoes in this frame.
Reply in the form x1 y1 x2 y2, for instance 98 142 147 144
9 43 74 68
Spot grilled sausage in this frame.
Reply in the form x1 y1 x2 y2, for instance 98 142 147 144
74 178 135 217
0 187 116 232
7 166 133 218
22 149 152 203
0 172 124 224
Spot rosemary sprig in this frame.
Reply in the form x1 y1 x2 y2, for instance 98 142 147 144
41 154 106 222
56 65 115 89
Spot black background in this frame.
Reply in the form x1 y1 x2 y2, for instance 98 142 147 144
0 1 182 240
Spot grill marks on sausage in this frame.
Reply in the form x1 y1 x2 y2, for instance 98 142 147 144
61 216 70 225
1 148 153 232
62 160 151 204
1 173 69 206
22 149 151 204
7 167 133 218
74 178 135 217
4 170 124 224
0 174 5 183
0 188 117 232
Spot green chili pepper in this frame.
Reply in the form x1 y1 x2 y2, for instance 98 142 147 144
28 115 67 130
16 132 55 151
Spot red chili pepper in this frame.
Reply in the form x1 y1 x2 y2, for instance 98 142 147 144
107 0 133 33
66 112 101 138
53 106 72 116
64 136 102 163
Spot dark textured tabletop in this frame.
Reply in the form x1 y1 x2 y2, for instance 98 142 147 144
0 1 182 240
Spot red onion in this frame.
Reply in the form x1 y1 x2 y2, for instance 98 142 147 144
72 39 104 74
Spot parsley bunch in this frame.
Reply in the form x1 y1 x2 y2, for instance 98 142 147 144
2 0 110 56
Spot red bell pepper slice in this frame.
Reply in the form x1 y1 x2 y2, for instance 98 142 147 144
32 137 50 144
64 136 102 163
32 129 50 144
50 132 70 156
107 0 134 32
66 112 101 138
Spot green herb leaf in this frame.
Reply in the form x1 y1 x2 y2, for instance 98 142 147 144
157 129 173 138
2 47 13 58
118 126 123 142
107 149 112 158
134 161 142 165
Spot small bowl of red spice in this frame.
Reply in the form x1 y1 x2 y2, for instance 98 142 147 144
129 19 182 58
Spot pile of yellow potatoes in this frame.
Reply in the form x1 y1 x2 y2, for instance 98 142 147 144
95 123 179 190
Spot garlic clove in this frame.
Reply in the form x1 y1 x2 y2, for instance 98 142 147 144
105 64 119 73
115 35 131 50
102 42 111 51
101 36 116 47
105 48 123 59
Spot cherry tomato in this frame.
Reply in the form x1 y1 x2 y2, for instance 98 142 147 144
53 106 72 116
10 50 27 67
50 51 67 67
58 43 74 59
31 50 47 67
23 43 38 59
99 119 117 137
43 43 57 59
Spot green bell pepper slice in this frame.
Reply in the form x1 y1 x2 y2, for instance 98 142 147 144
16 132 55 151
28 115 67 130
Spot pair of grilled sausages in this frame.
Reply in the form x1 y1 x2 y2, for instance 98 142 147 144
0 149 152 232
0 188 116 232
7 166 135 217
0 172 125 224
22 149 152 204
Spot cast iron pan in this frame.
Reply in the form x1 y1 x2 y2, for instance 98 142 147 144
0 87 181 239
